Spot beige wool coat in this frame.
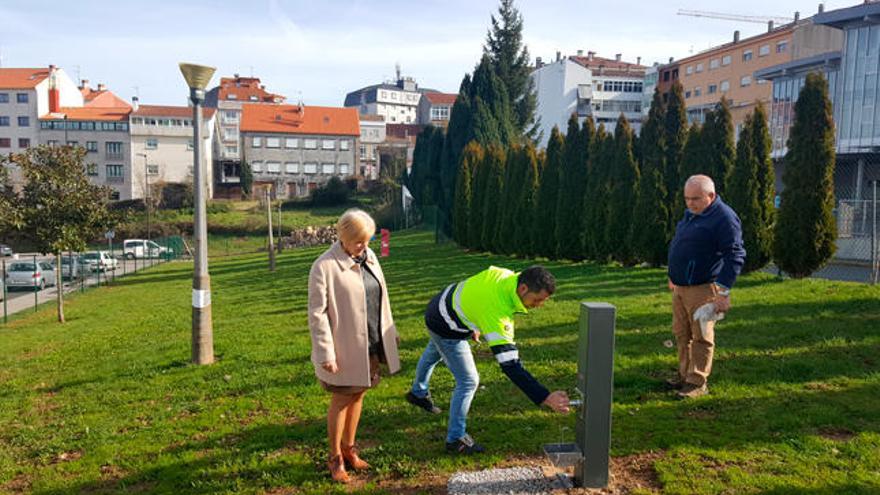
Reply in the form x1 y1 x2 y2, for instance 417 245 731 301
308 241 401 387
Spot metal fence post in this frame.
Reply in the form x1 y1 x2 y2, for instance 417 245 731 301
2 258 7 324
33 254 38 312
872 180 878 285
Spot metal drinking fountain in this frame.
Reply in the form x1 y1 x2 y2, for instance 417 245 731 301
544 302 616 488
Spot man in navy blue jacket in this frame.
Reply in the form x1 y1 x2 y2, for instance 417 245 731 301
667 175 746 399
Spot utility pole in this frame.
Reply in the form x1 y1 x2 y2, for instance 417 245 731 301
266 188 276 271
277 200 283 253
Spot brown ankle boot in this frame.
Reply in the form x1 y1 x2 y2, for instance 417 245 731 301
327 454 350 483
342 444 370 470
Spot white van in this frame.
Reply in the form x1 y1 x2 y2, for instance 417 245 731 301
123 239 172 259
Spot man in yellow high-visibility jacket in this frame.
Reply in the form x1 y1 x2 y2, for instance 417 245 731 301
405 265 570 454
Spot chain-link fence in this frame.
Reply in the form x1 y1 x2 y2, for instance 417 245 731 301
1 236 186 324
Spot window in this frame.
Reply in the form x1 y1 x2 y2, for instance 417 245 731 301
18 138 30 148
251 161 263 172
304 162 318 174
360 144 367 159
222 128 238 141
722 55 731 66
147 164 159 175
696 63 704 73
131 117 143 124
222 110 238 123
430 106 450 120
285 162 298 173
252 136 262 147
66 141 78 147
285 137 299 148
694 87 702 97
720 80 730 92
304 139 318 149
145 138 158 150
708 84 718 94
322 139 335 150
0 138 10 148
777 41 788 53
249 95 258 101
709 58 720 69
81 122 95 131
339 140 350 151
225 145 238 154
0 116 9 126
106 164 124 178
227 93 238 100
391 92 397 100
266 161 281 174
380 91 387 99
17 116 29 127
339 164 349 174
740 75 752 87
106 142 124 156
322 163 335 174
86 163 98 176
759 44 770 56
266 137 280 148
663 71 670 82
47 140 58 147
685 90 692 99
686 65 693 75
743 50 753 62
757 78 768 85
109 191 120 201
16 93 28 103
0 93 8 103
85 141 97 152
187 139 194 150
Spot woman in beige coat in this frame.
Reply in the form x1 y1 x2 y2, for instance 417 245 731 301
308 209 400 483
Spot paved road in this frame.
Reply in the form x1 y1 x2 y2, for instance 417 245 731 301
1 255 166 320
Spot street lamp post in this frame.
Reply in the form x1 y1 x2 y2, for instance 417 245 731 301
136 152 150 241
179 62 216 365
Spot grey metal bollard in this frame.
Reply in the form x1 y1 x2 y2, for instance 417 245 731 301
575 302 615 488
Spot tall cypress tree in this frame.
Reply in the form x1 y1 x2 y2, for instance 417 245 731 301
584 124 612 261
442 75 475 235
515 144 541 256
633 88 669 265
606 115 640 265
408 126 435 207
664 80 687 234
680 123 704 181
556 114 591 260
468 143 490 250
703 97 735 195
774 72 836 278
751 103 776 271
495 144 524 254
453 142 482 246
481 144 507 252
484 0 538 139
534 126 564 258
471 54 517 146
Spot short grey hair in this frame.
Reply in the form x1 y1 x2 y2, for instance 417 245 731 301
336 208 376 242
685 174 716 194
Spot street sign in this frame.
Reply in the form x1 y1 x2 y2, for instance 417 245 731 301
105 230 115 240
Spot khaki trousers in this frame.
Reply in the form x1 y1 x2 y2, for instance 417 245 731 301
672 283 718 387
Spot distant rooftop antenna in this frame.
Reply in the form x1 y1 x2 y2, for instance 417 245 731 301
395 62 401 81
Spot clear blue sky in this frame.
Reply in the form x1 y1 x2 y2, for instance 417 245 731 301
0 0 856 107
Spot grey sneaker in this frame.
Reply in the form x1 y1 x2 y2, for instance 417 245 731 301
676 383 708 399
405 391 442 414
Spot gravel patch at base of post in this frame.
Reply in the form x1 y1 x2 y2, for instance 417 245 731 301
447 466 571 494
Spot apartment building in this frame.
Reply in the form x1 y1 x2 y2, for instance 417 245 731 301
344 70 434 124
417 92 456 127
205 74 285 198
130 102 216 200
532 51 645 146
240 104 359 199
359 114 385 180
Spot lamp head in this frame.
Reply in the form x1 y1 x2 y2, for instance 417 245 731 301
178 62 216 91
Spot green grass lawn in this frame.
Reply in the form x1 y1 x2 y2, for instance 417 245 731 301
1 230 879 494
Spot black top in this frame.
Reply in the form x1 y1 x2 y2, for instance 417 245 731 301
355 254 383 355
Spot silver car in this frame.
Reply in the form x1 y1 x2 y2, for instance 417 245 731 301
60 256 87 280
5 261 57 291
81 251 118 272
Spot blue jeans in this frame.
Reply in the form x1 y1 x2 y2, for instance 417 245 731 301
410 331 479 443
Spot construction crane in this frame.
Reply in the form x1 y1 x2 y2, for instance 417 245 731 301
677 9 795 25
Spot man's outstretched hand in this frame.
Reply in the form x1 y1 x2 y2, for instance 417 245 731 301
543 390 570 413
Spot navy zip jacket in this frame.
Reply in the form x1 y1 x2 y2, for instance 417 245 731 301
668 196 746 289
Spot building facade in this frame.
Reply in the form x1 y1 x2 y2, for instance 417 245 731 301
205 75 285 198
344 75 426 124
240 104 359 199
358 114 385 180
417 92 456 127
531 52 645 146
130 103 216 200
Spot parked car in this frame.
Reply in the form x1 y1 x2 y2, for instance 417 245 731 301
81 251 118 272
5 261 57 291
59 255 87 280
0 244 13 257
123 239 173 259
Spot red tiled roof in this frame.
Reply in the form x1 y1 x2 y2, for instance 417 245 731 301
217 76 285 103
570 54 646 71
240 104 360 136
359 114 385 122
40 107 131 122
0 68 50 89
133 104 215 119
423 92 457 105
82 89 131 108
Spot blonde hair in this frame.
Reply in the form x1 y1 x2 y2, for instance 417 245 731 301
336 208 376 243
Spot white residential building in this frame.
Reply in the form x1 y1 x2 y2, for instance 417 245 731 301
344 71 426 124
